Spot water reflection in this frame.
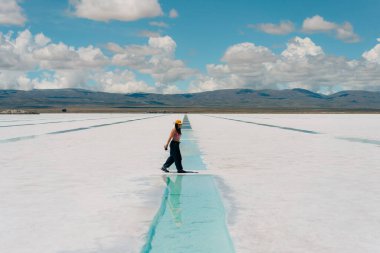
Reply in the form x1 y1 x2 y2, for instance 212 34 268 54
140 175 184 253
163 175 183 227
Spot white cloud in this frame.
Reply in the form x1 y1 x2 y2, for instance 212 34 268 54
111 36 196 83
69 0 163 22
189 43 277 92
362 39 380 64
215 43 276 79
0 30 108 72
11 68 157 93
0 0 26 26
34 33 51 47
162 85 182 94
302 15 359 43
106 42 125 54
2 29 380 94
190 37 380 93
249 21 295 35
94 69 155 93
149 36 176 54
26 70 90 90
3 67 159 93
0 29 109 91
302 15 336 32
0 70 30 89
0 30 38 70
0 68 97 91
335 22 360 43
33 43 108 69
281 37 324 58
0 30 195 92
222 42 276 64
169 9 179 18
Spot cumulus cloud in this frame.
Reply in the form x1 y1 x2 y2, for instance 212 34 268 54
222 43 276 64
212 43 276 80
0 70 31 90
190 37 380 93
161 84 182 94
0 29 115 91
0 30 41 70
33 43 108 69
21 69 91 90
189 42 277 92
4 30 101 71
0 29 195 93
0 0 26 26
0 29 108 72
281 37 324 58
94 69 155 93
111 36 197 83
149 36 176 53
14 68 156 93
169 9 179 18
302 15 360 43
249 21 295 35
69 0 163 22
34 33 51 47
302 15 336 32
362 38 380 64
3 29 380 94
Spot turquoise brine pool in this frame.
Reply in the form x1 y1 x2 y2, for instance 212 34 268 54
141 115 235 253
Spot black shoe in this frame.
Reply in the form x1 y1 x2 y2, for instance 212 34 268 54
161 167 169 173
177 170 188 173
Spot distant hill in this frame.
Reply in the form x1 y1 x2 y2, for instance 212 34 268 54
0 88 380 110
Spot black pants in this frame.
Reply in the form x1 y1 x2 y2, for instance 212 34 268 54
163 141 183 171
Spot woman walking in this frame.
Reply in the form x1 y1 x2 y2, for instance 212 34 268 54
161 119 187 173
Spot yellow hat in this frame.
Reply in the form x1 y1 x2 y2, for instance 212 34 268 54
175 119 182 124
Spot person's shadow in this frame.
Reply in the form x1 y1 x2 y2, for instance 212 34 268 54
162 175 184 227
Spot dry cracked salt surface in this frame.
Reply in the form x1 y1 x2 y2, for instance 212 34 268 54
1 113 380 253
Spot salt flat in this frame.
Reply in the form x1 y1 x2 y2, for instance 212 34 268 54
190 114 380 253
0 113 181 253
1 113 379 253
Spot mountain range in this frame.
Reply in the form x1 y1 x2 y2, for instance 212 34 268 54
1 88 380 111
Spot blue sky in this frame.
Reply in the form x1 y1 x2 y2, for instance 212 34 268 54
0 0 380 93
